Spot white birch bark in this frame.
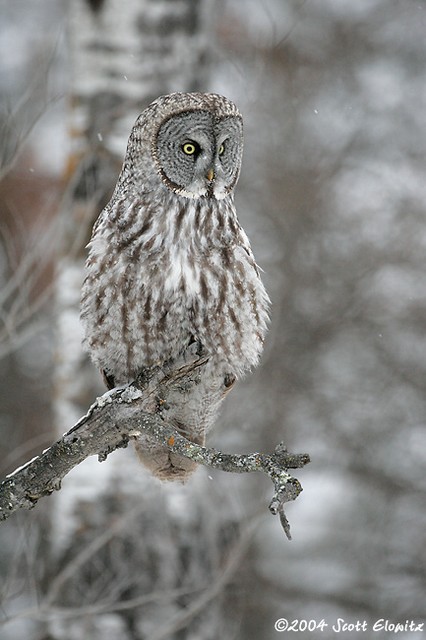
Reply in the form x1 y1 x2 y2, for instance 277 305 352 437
49 1 244 638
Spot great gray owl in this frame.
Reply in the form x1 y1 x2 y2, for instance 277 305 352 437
81 92 270 480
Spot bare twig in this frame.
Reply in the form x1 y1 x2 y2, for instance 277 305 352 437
149 517 259 640
0 355 309 538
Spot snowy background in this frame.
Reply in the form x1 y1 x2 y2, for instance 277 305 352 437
1 1 426 638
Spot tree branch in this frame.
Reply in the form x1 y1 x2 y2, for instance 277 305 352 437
0 354 310 538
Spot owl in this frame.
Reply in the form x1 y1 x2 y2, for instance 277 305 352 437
81 92 270 480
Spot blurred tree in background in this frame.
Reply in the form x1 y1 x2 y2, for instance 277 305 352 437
1 1 426 639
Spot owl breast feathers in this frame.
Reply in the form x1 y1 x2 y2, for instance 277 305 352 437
81 92 270 480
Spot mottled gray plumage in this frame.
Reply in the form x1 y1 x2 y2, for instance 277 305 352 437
81 92 270 480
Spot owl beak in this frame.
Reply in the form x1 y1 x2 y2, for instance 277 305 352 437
206 168 214 182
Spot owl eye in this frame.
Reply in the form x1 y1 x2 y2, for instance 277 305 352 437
182 141 200 156
218 143 225 156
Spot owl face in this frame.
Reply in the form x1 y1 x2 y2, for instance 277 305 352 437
154 108 243 200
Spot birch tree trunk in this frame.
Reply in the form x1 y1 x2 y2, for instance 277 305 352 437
48 2 245 638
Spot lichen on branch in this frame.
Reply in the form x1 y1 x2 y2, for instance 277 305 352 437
0 355 309 538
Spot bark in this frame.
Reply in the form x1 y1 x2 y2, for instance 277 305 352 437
43 2 273 637
0 353 309 539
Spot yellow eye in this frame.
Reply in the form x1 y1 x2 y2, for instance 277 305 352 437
218 144 225 155
182 142 197 155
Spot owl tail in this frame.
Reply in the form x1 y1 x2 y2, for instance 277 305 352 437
132 429 205 482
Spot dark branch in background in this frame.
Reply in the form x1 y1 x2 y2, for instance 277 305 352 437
0 353 310 539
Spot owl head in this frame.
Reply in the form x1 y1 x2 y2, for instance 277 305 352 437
123 92 243 200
